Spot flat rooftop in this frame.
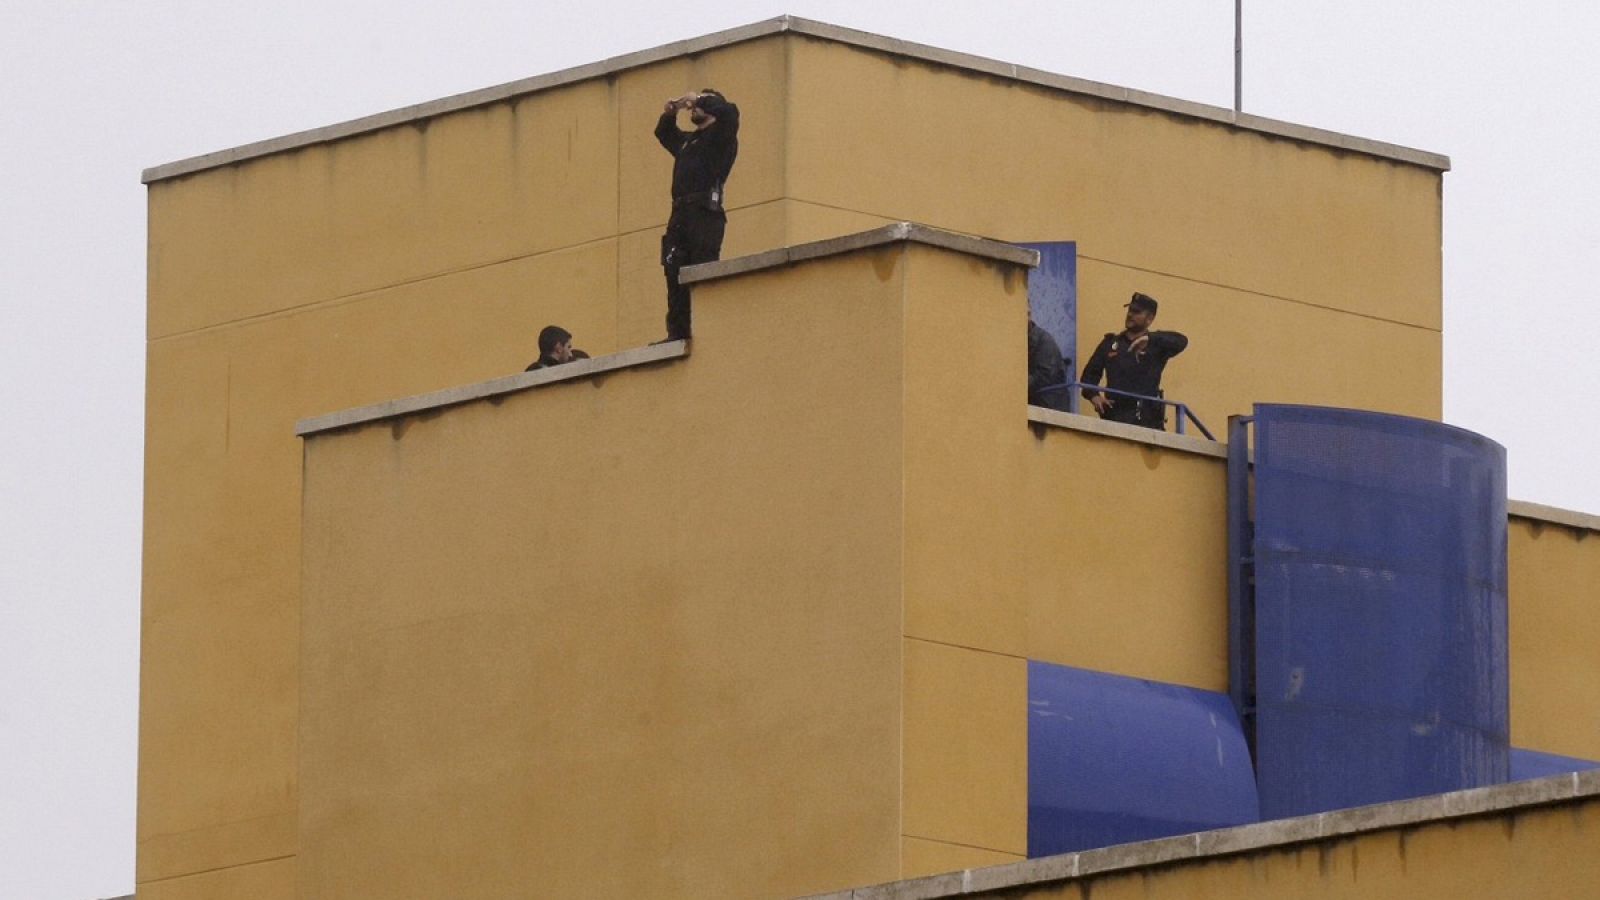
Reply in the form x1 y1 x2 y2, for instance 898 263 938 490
142 15 1450 184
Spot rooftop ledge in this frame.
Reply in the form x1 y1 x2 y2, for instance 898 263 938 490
680 221 1039 286
1027 404 1226 459
1508 499 1600 533
142 15 1449 184
804 769 1600 899
295 340 689 437
1026 407 1600 530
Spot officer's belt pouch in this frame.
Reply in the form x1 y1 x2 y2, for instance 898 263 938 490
672 191 724 214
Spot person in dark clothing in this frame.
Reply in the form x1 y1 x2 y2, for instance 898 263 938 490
655 89 739 341
1080 292 1188 430
1027 317 1070 409
525 325 588 372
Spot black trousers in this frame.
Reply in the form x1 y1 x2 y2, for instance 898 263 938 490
661 205 727 340
1102 397 1167 431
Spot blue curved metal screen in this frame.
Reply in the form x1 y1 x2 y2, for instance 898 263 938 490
1027 661 1258 856
1251 404 1509 819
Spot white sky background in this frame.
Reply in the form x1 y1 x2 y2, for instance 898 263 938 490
1 1 1595 897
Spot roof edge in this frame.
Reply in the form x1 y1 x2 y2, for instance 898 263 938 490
802 769 1600 899
679 221 1038 287
142 16 795 184
1508 499 1600 533
143 14 1449 184
295 340 689 438
783 16 1449 172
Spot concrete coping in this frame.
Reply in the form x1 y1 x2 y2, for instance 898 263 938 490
294 340 688 437
141 15 1448 184
1027 409 1599 527
805 769 1600 899
1027 404 1228 460
1508 499 1600 534
679 222 1039 287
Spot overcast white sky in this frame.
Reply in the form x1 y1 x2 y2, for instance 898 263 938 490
2 2 1595 897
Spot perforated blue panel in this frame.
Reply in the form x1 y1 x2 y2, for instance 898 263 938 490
1251 404 1509 819
1027 661 1258 857
1021 241 1076 368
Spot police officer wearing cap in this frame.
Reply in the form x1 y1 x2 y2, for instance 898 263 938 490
655 88 740 342
1080 292 1189 430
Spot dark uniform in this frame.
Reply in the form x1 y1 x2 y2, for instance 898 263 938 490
655 92 740 341
1080 329 1188 429
525 349 588 373
1027 320 1070 409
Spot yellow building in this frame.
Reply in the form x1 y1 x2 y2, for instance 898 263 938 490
140 17 1600 899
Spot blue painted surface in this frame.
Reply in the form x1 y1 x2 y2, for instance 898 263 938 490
1226 415 1255 742
1250 404 1509 819
1511 747 1600 781
1027 661 1259 857
1020 242 1077 370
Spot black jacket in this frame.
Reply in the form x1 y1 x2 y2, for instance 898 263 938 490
525 349 588 372
1080 330 1188 404
1027 322 1069 402
655 96 740 205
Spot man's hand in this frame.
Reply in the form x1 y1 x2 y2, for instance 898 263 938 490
1090 393 1112 414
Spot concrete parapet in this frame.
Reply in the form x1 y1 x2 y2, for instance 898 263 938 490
804 771 1600 899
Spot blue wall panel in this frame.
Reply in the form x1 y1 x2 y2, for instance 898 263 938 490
1027 661 1258 857
1251 404 1509 819
1511 747 1600 782
1021 241 1076 371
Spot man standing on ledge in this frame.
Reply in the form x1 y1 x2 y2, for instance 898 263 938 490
655 88 739 342
1080 292 1189 430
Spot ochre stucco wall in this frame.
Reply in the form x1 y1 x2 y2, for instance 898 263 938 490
143 28 1457 895
297 249 914 899
287 239 1600 894
1509 516 1600 762
139 38 792 894
289 237 1587 896
785 36 1444 427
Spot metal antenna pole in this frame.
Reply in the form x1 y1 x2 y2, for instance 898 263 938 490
1234 0 1243 112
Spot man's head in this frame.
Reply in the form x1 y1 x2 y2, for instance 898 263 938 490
689 89 724 127
537 325 574 363
1124 292 1158 333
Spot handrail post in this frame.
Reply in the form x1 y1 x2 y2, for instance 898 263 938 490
1068 382 1216 441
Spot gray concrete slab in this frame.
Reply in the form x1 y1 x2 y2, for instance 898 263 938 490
801 772 1600 899
295 340 688 437
1508 498 1600 533
679 222 1038 288
1026 404 1228 459
143 15 1448 184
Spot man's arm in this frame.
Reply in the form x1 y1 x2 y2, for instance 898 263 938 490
697 95 739 141
1080 335 1112 408
1149 330 1188 358
655 99 686 155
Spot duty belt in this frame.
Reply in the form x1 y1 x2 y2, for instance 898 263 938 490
672 188 724 212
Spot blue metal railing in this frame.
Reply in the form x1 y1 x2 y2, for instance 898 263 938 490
1032 381 1217 441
